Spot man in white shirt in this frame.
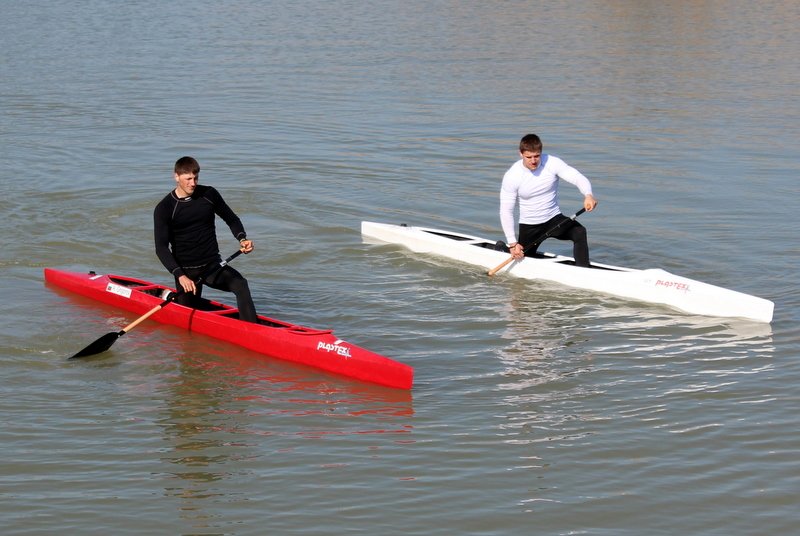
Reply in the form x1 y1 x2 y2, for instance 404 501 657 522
500 134 598 267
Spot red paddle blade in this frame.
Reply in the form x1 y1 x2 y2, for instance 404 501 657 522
69 331 123 359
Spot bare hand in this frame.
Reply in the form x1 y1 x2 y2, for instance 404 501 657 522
178 275 196 294
584 194 598 212
239 239 254 254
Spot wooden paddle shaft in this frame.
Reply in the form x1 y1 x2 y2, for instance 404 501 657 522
487 256 515 277
487 208 587 277
120 301 170 334
119 249 244 334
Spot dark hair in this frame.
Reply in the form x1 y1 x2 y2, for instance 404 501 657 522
174 156 200 175
519 134 543 153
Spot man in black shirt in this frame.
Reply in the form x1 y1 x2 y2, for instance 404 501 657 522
154 156 258 322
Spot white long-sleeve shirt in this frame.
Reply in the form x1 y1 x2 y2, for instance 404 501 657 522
499 154 593 244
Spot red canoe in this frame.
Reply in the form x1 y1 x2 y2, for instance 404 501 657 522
44 268 413 390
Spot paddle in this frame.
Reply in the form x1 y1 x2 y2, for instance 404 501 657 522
69 250 243 359
487 208 587 276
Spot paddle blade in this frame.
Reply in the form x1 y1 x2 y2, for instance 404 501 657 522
69 331 122 359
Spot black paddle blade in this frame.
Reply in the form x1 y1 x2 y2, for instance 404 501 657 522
69 331 123 359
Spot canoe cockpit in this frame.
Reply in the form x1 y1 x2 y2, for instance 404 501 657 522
104 274 303 328
106 275 238 315
419 228 586 266
416 228 617 269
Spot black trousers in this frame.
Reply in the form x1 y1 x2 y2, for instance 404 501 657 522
174 263 258 323
519 214 590 267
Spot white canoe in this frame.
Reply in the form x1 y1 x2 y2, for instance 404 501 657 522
360 221 774 323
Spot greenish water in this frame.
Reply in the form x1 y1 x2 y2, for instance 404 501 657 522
1 1 798 534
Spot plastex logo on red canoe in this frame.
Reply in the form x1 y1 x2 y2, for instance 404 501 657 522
316 339 352 358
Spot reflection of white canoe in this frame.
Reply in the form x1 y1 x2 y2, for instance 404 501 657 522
360 221 774 324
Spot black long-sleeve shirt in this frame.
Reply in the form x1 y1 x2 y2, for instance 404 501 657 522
154 185 246 277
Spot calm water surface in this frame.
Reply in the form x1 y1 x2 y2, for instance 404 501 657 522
2 1 798 534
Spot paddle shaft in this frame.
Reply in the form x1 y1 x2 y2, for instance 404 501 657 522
69 249 243 359
131 249 244 331
118 301 171 334
487 208 586 276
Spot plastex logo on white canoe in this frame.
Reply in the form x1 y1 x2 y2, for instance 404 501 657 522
317 339 352 358
655 279 691 293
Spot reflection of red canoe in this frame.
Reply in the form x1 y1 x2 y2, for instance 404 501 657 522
44 268 413 390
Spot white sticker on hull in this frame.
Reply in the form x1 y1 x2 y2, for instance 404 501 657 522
317 340 352 358
106 282 132 299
